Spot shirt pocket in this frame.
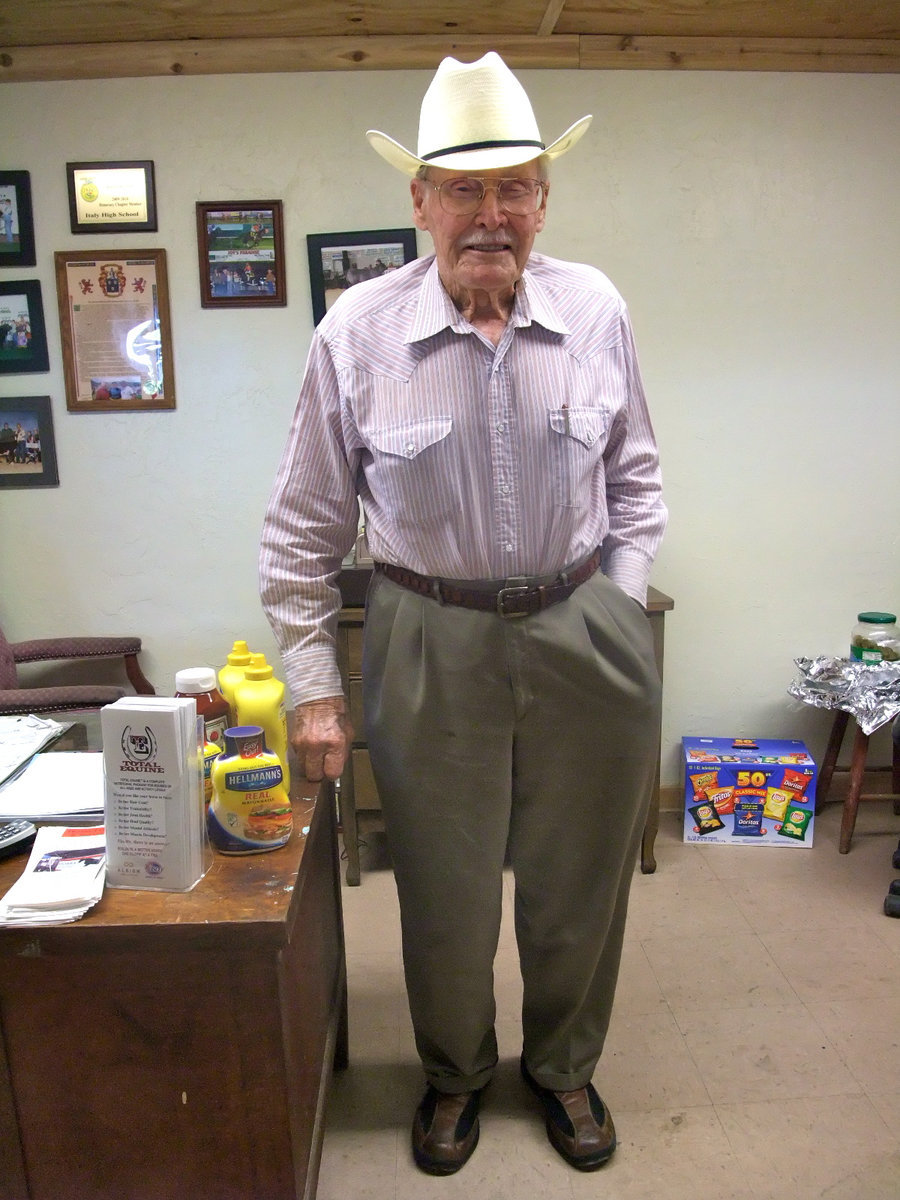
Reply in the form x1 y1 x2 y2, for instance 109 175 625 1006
365 417 457 527
547 407 609 508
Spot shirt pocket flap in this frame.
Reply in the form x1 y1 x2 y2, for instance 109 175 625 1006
547 408 608 449
368 417 452 460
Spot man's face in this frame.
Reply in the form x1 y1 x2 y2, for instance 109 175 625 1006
411 159 547 303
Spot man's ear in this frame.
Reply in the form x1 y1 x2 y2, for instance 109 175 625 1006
534 183 548 233
410 178 430 231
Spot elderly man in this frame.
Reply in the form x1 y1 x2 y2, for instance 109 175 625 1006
260 52 666 1175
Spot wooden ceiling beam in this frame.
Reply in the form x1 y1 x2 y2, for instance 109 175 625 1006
536 2 567 38
581 34 900 72
1 34 898 83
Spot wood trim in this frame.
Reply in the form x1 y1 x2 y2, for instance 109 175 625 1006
580 34 900 72
0 35 580 82
2 33 898 83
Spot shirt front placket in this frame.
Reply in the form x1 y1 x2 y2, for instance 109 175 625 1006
485 322 521 566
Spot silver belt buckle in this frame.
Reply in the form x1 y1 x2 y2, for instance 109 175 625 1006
497 579 531 619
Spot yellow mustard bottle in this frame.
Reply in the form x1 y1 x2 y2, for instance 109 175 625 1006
234 654 290 793
218 640 252 715
208 726 292 854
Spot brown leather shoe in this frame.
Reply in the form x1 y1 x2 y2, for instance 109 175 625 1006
521 1057 616 1170
411 1085 481 1175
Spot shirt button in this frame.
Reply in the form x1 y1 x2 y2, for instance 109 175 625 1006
497 423 505 433
405 443 416 456
505 543 514 552
500 485 510 495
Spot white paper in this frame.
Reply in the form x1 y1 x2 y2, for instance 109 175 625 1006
0 825 106 926
0 752 104 820
0 715 73 786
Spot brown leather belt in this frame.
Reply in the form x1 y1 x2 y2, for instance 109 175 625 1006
373 547 603 619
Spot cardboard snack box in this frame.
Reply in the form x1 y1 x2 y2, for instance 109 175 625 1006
683 737 816 848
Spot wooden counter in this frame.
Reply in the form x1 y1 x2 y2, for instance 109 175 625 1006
0 777 347 1200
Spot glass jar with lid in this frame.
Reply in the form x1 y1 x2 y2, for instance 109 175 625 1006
850 612 900 663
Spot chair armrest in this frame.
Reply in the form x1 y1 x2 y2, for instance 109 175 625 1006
0 685 127 717
10 636 155 695
11 636 143 665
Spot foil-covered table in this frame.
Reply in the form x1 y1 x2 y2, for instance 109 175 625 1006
789 657 900 852
788 656 900 736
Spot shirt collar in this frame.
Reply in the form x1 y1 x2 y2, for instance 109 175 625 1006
404 255 570 344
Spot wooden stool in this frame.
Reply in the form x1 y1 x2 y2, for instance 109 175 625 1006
816 710 900 853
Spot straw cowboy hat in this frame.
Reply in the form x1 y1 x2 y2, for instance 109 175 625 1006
366 51 592 176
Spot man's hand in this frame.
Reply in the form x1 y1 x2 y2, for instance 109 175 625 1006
291 697 353 782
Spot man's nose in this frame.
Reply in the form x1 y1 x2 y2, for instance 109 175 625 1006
474 184 508 222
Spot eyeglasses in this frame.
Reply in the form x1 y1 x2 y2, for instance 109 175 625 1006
426 176 546 216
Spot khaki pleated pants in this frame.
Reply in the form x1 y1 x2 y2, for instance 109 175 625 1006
362 568 661 1094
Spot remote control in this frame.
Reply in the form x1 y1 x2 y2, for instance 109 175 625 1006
0 820 37 861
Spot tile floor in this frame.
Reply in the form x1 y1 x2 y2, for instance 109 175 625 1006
318 798 900 1200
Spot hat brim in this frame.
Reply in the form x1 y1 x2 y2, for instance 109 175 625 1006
366 115 592 177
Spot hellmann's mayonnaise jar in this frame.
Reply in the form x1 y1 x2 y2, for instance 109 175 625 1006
208 725 292 854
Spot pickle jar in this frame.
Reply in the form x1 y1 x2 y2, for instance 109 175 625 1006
850 612 900 664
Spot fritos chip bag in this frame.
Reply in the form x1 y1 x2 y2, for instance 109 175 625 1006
706 785 736 816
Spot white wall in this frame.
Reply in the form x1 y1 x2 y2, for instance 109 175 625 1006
2 69 898 786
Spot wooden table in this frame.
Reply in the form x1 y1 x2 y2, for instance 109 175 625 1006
0 731 347 1200
335 569 673 882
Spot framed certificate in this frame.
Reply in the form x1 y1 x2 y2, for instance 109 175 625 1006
66 160 158 234
54 248 175 412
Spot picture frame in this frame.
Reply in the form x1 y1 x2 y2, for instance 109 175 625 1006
66 160 157 234
0 280 50 375
196 200 286 308
306 228 417 325
0 171 36 267
53 248 175 412
0 396 59 489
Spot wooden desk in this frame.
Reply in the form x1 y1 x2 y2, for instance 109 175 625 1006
0 763 347 1200
335 569 673 882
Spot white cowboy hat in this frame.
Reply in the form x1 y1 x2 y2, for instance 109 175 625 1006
366 51 592 176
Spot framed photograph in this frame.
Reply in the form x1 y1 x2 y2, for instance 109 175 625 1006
0 280 50 375
0 396 59 489
196 200 286 308
306 228 417 325
53 248 175 412
0 171 36 267
66 160 157 234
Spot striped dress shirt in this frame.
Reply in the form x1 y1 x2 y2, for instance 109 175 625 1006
259 252 666 705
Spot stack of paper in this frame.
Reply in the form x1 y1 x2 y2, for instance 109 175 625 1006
0 714 73 787
0 752 104 823
0 825 106 926
102 697 208 892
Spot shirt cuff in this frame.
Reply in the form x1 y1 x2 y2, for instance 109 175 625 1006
281 644 345 709
602 548 652 607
